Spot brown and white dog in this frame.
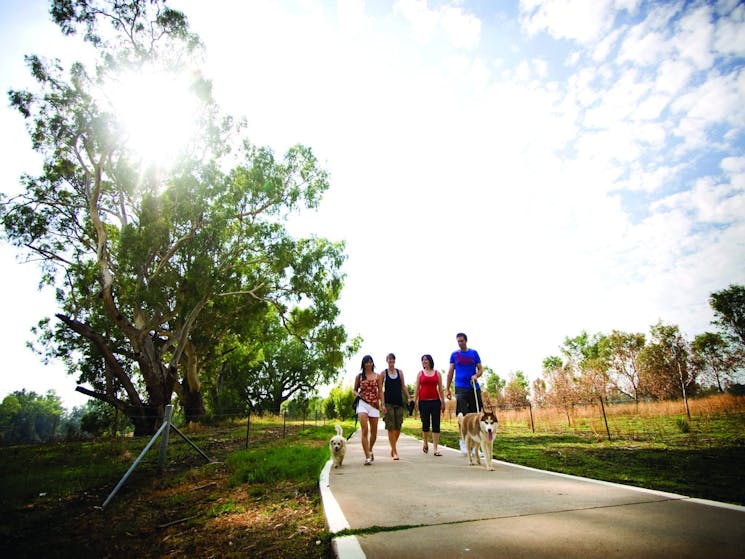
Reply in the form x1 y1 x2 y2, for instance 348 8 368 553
457 411 498 470
329 424 347 468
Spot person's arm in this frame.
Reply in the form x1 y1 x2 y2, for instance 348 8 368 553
473 362 484 384
378 372 386 411
414 372 421 409
437 371 446 414
399 370 412 401
354 374 360 394
446 363 455 399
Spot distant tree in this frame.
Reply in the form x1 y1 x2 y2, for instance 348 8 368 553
531 377 547 406
710 284 745 349
207 307 359 415
599 330 646 402
0 390 64 445
542 355 578 425
323 384 356 420
483 366 505 403
561 331 611 404
638 322 695 404
503 371 530 408
79 398 133 436
691 332 739 393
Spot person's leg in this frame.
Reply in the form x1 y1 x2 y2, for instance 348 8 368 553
369 416 378 459
384 406 396 457
359 413 371 462
455 389 470 453
432 401 442 454
388 429 399 458
466 388 477 414
392 406 403 458
421 401 432 452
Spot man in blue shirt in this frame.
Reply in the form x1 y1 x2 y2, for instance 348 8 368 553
446 332 484 454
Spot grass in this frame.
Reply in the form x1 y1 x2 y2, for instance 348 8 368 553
1 394 743 558
0 419 340 559
403 393 745 504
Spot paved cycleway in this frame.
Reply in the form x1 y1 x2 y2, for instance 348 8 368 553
319 425 745 559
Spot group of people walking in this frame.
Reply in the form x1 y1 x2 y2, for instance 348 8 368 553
353 332 485 465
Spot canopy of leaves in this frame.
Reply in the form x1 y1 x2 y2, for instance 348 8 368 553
1 0 355 431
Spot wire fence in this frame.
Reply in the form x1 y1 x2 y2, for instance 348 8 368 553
433 393 745 443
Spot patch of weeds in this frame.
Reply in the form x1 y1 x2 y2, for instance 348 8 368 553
676 417 691 433
227 445 328 487
207 500 245 517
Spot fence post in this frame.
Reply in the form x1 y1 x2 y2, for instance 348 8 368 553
158 405 174 472
100 418 169 509
528 401 535 433
245 407 251 449
599 396 611 441
283 411 287 438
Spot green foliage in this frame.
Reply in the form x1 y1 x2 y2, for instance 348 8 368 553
675 417 691 433
710 284 745 348
322 384 356 419
2 0 356 432
638 321 693 400
79 399 133 436
227 441 329 487
503 370 530 407
483 366 505 400
0 390 65 445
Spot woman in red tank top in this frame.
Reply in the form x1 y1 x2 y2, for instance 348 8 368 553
414 354 445 456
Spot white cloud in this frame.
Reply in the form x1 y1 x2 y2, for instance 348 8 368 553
519 0 619 44
671 70 745 142
714 2 745 56
582 67 653 129
440 4 481 50
653 175 745 224
617 25 669 66
591 26 623 62
337 0 372 33
671 5 715 71
654 59 694 96
394 0 481 50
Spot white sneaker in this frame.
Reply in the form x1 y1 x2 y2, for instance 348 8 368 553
459 439 467 455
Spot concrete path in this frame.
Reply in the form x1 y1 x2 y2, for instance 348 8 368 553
320 426 745 559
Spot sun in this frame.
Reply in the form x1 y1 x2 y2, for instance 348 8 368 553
103 65 203 168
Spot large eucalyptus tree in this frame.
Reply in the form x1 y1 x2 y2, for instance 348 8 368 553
2 0 354 434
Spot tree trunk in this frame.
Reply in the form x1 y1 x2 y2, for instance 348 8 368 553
182 386 205 424
179 340 205 423
75 386 161 436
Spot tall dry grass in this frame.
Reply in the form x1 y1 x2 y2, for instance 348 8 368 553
444 393 745 442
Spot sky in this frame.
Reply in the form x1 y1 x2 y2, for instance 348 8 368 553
1 0 744 410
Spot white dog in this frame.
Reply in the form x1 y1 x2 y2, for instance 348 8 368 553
329 424 347 468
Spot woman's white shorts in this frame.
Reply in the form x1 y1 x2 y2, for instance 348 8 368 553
356 399 380 418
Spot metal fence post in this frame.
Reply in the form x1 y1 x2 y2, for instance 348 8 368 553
158 405 174 472
245 407 251 449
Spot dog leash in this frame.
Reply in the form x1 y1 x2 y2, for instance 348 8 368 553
472 378 480 413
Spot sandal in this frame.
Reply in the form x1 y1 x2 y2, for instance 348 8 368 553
423 443 429 454
364 458 372 465
434 451 442 457
370 452 374 462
